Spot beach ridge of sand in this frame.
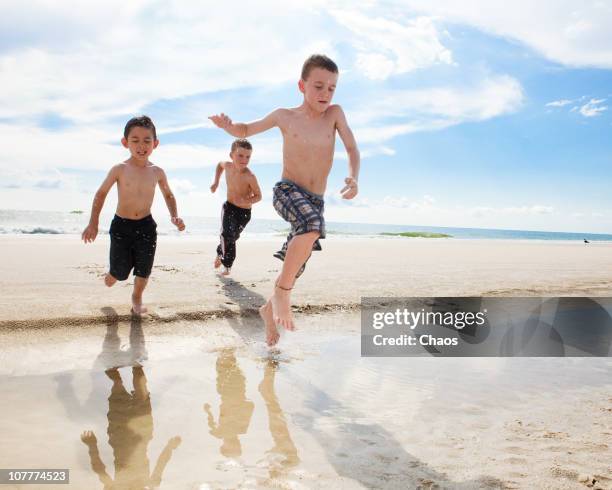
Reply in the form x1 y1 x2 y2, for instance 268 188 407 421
0 302 361 330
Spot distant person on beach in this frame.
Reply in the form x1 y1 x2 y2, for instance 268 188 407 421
209 54 360 346
81 115 185 315
210 138 262 275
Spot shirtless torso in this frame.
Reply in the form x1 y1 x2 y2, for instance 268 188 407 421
222 162 260 209
275 106 339 195
114 161 163 219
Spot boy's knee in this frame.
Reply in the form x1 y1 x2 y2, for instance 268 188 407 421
303 230 320 241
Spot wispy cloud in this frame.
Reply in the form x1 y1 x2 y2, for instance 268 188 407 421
351 75 524 142
579 98 608 117
546 99 573 107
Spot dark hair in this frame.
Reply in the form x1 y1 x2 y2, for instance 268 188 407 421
231 138 252 152
301 54 338 80
124 115 157 140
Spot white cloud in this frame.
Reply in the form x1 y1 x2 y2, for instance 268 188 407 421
169 179 196 194
579 98 608 117
546 99 573 107
0 2 334 121
351 75 524 142
397 0 612 68
330 9 453 79
0 122 284 174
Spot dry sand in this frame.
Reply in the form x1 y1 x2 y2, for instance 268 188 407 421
1 235 612 326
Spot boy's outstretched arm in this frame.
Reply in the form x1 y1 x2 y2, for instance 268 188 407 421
209 110 280 138
157 168 185 231
80 430 113 486
82 165 120 243
210 162 225 193
335 106 360 199
150 436 181 487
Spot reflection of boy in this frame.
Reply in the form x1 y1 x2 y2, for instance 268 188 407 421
210 54 360 346
81 116 185 315
80 367 181 489
210 139 262 275
203 349 254 458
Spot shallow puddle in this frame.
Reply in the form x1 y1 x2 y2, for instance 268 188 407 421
0 312 611 489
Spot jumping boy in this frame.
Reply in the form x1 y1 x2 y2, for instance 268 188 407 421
210 138 262 275
209 54 360 346
82 115 186 315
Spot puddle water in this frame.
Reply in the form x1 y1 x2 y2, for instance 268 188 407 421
0 312 611 489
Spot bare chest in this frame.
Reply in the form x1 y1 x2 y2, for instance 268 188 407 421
225 169 251 193
118 168 157 196
282 117 336 152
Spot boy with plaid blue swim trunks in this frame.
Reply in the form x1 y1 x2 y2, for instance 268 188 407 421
210 54 360 346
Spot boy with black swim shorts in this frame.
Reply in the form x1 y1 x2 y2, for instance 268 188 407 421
210 138 262 275
82 115 186 315
209 54 360 346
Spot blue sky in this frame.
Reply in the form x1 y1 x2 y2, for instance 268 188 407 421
1 1 611 232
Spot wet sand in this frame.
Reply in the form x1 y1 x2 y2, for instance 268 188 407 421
1 236 612 488
0 312 611 489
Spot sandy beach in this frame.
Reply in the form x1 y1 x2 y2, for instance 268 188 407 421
2 235 612 326
1 235 611 489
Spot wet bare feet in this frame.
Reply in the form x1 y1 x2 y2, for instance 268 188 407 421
214 256 222 269
220 266 230 276
131 293 147 315
104 273 117 287
259 300 280 346
271 285 295 331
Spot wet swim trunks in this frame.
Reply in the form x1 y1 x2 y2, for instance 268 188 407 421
216 201 252 268
272 179 325 278
109 214 157 280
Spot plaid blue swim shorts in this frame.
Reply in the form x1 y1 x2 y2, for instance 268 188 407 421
272 179 325 277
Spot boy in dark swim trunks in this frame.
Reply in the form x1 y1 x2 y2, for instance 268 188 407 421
210 138 262 275
209 54 360 346
81 115 186 315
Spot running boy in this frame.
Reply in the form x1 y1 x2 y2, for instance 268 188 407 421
82 115 186 314
209 54 360 346
210 138 262 275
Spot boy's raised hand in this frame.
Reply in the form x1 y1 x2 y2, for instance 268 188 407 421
340 177 358 199
208 113 233 130
171 216 186 231
81 223 98 243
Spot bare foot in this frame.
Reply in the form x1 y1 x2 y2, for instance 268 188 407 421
104 273 117 287
220 266 230 276
214 256 222 269
131 294 148 315
259 300 280 346
271 285 295 331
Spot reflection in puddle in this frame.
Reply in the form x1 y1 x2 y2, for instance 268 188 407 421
258 359 300 480
204 348 254 458
80 366 181 489
204 348 300 485
0 311 610 488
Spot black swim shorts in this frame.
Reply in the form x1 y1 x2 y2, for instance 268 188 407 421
109 214 157 280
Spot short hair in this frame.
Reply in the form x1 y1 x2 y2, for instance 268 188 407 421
231 138 252 152
124 115 157 140
301 54 338 80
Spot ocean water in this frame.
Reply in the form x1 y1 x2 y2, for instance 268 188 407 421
1 209 611 241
